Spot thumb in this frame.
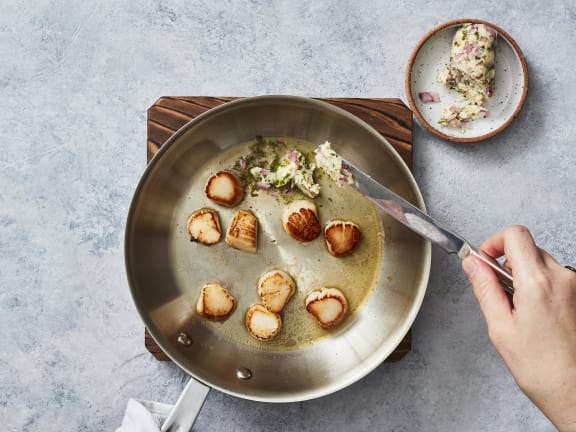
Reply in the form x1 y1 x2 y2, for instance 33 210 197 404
462 256 512 327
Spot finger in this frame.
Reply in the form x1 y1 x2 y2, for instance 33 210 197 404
538 247 561 268
462 256 513 329
480 225 543 271
503 248 559 273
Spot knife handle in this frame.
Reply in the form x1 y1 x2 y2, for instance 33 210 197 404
468 247 515 295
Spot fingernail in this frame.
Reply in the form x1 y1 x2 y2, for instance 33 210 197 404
462 257 478 277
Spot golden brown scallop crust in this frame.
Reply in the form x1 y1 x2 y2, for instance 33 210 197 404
281 200 321 242
225 209 258 253
257 270 296 313
245 304 282 340
305 287 348 329
324 220 361 257
205 170 244 207
196 283 237 320
187 208 222 245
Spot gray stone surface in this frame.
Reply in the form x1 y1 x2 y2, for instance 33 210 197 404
1 1 573 431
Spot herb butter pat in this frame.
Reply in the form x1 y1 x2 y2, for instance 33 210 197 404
249 148 320 198
437 22 497 130
232 137 354 199
314 141 354 187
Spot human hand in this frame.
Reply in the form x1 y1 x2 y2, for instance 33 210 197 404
462 225 576 431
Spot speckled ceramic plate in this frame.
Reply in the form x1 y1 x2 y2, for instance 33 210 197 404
406 18 528 143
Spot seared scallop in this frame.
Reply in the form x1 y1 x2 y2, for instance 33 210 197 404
205 170 244 207
196 283 236 320
187 208 221 245
225 209 258 253
257 270 296 313
324 220 361 257
305 287 348 329
281 200 321 242
245 304 282 340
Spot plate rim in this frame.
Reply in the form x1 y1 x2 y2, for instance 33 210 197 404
405 18 529 143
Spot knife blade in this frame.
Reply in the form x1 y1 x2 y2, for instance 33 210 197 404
344 159 514 295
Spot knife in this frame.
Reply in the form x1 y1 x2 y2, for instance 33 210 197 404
344 160 515 295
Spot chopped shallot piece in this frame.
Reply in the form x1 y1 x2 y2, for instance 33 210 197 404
418 91 441 103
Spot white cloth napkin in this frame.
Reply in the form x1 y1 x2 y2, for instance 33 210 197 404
116 399 174 432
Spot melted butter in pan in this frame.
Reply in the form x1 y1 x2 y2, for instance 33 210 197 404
171 138 384 351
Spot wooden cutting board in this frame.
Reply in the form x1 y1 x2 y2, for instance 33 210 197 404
145 96 414 362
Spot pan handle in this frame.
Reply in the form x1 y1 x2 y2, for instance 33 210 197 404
161 378 210 432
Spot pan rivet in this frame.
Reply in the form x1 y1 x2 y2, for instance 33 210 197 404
236 367 252 380
177 332 192 346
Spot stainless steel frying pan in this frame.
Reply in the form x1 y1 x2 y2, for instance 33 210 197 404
125 95 431 428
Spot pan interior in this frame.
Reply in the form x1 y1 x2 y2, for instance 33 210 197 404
126 96 430 402
170 137 384 352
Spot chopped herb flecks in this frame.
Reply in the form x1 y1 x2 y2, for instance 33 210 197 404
232 137 320 200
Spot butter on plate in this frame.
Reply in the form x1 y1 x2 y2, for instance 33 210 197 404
437 23 497 129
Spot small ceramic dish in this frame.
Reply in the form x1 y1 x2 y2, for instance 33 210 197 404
405 18 528 143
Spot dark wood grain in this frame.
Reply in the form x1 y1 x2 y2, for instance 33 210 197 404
147 97 413 167
145 97 414 362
